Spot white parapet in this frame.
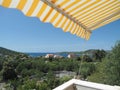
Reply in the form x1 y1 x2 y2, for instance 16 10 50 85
53 79 120 90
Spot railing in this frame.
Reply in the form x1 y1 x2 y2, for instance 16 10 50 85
53 79 120 90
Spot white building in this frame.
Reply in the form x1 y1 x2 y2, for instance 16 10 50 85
45 54 54 58
54 55 63 59
67 53 77 58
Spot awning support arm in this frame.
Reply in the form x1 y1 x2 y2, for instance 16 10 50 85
41 0 91 33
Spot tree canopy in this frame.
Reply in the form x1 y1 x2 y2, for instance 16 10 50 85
88 41 120 86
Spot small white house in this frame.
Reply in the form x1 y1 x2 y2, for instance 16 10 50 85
67 53 77 58
45 54 54 58
54 55 63 59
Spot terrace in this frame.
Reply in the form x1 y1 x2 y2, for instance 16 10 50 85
53 79 120 90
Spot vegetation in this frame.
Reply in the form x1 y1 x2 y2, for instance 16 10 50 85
0 47 20 56
0 41 119 90
88 41 120 86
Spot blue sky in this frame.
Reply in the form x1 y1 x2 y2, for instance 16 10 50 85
0 6 120 52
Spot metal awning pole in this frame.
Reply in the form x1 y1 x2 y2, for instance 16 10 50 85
40 0 91 33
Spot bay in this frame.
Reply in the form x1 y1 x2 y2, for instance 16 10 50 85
26 52 68 57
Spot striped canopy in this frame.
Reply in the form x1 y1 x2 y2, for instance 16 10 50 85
0 0 120 40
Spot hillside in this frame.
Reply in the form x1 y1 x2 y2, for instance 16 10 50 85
0 47 20 56
58 49 109 56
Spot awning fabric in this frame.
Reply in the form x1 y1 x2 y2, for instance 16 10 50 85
0 0 120 40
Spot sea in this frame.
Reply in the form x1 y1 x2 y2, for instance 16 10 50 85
26 53 68 57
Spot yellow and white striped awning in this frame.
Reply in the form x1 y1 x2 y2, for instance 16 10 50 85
0 0 120 40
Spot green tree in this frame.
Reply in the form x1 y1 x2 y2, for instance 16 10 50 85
82 55 92 62
2 61 17 81
80 62 95 79
93 50 106 62
59 76 72 84
9 79 21 90
88 41 120 85
103 41 120 85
